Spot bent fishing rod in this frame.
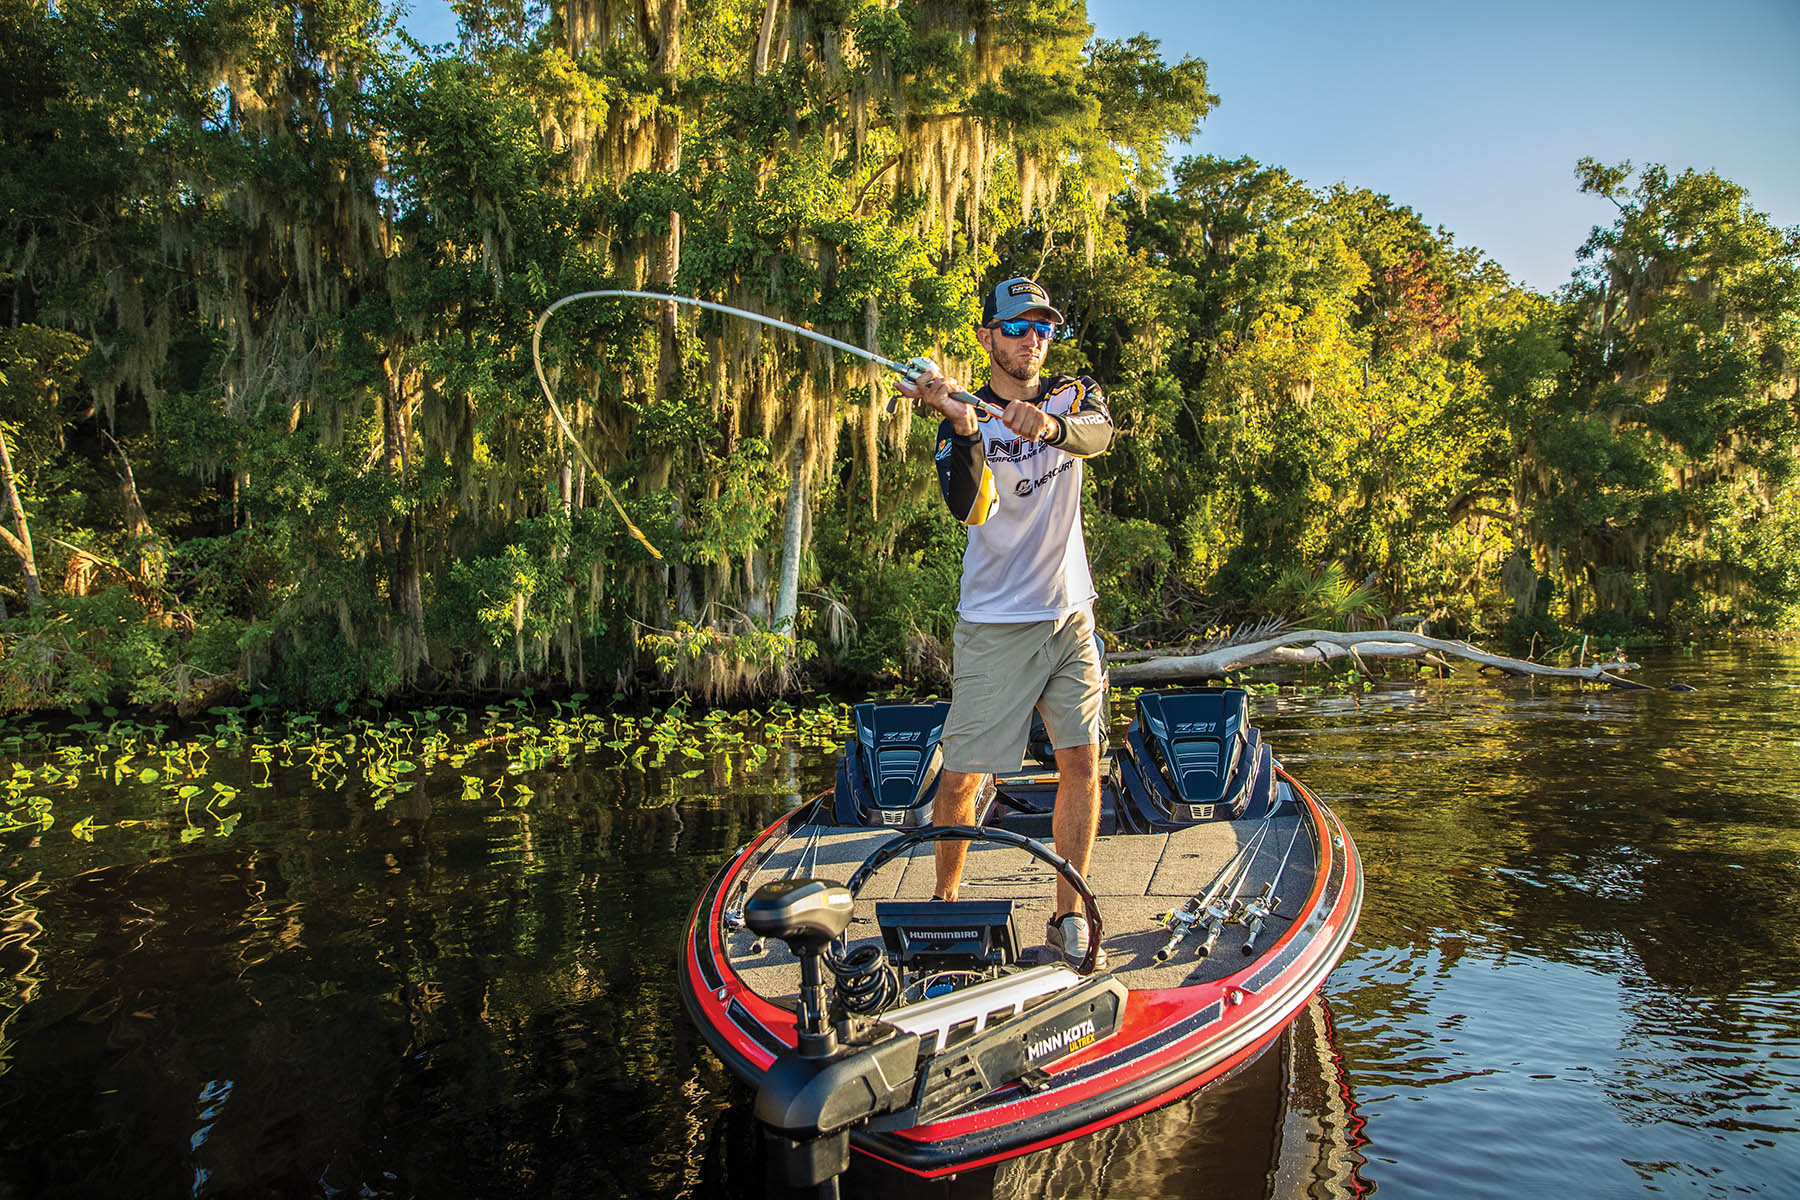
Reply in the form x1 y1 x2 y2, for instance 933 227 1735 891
531 289 1008 558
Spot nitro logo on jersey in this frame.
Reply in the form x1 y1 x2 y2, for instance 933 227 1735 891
985 436 1042 462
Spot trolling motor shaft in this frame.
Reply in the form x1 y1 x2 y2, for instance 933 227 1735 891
743 879 920 1198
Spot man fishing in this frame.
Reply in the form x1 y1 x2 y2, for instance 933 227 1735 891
896 275 1115 968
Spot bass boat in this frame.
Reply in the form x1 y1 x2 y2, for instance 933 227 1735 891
679 686 1363 1195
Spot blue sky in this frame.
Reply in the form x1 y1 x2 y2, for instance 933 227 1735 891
396 0 1799 293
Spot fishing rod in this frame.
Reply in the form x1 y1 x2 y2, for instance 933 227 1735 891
1195 817 1276 959
1153 843 1240 963
724 792 830 952
532 289 1009 558
1240 819 1307 956
1153 804 1280 962
745 819 828 957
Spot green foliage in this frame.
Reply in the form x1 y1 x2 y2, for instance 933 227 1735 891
636 619 806 704
1497 611 1566 656
1263 564 1385 630
0 588 236 711
810 477 967 680
0 325 88 453
1085 509 1173 629
1513 161 1800 628
265 619 400 711
1 4 1794 718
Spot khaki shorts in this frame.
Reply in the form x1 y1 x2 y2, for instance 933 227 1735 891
941 607 1106 774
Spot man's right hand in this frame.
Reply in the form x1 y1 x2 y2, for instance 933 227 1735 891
896 359 977 437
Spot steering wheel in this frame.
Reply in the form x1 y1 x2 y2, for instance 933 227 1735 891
842 825 1106 975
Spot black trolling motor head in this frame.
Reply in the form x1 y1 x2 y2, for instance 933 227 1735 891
745 879 856 1060
744 878 855 949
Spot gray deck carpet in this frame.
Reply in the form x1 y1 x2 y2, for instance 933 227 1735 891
727 791 1316 1003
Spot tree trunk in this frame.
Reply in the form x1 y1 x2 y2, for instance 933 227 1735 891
377 390 401 598
773 440 810 636
1108 629 1652 690
0 425 42 608
399 516 429 668
753 0 781 76
103 430 165 586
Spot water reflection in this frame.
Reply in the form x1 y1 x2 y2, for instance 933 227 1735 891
0 646 1796 1197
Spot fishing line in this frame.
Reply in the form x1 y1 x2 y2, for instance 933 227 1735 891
531 289 1008 559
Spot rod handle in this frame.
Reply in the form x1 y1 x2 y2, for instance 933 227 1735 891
1153 924 1187 962
897 357 1006 419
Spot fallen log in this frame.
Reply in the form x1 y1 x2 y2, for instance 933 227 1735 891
1107 629 1652 690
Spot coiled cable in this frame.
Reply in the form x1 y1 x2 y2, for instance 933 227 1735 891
824 940 900 1015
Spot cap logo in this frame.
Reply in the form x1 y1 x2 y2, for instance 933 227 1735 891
1007 281 1047 300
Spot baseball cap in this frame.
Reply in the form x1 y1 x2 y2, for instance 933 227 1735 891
981 276 1064 325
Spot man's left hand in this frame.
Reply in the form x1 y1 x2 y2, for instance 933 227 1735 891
1001 400 1059 443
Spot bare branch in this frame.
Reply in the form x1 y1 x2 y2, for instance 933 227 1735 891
1109 629 1653 690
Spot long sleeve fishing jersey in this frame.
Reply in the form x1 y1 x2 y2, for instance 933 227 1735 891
934 374 1114 623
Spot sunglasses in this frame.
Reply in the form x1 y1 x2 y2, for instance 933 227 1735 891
987 318 1058 340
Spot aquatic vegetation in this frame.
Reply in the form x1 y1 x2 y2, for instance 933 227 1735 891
0 672 1440 850
0 695 860 848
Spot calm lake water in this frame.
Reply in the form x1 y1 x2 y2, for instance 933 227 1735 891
1 645 1796 1198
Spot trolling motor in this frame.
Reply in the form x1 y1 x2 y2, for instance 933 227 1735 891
740 829 1126 1195
744 879 922 1197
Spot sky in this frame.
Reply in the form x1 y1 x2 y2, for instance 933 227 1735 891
397 0 1800 293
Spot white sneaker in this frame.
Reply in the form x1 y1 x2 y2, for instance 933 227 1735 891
1046 913 1108 971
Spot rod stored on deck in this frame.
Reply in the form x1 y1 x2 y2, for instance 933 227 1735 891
1159 813 1274 964
1155 807 1278 961
1198 819 1272 958
1240 820 1307 955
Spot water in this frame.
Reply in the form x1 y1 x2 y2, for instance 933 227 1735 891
1266 650 1800 1199
1 646 1796 1198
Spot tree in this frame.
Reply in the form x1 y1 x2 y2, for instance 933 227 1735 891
1520 161 1800 627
